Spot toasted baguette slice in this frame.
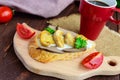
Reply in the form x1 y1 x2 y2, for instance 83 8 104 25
28 26 96 63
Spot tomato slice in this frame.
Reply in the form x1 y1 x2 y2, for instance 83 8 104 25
17 23 35 39
81 52 104 69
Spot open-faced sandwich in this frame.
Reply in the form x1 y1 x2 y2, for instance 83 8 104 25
28 25 96 63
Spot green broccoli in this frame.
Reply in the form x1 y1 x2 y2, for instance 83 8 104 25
45 27 55 34
75 37 87 49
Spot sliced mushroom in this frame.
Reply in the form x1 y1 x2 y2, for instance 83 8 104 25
63 48 86 52
37 46 64 53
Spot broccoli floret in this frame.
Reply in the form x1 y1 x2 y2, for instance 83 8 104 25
45 27 55 34
75 37 87 49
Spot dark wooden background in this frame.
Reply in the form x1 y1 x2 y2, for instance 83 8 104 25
0 1 120 80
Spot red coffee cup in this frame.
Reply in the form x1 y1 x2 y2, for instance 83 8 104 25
79 0 120 40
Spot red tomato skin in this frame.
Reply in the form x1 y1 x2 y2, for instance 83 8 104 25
82 52 104 69
17 23 35 39
0 6 13 23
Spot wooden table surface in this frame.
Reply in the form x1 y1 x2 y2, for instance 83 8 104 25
0 1 120 80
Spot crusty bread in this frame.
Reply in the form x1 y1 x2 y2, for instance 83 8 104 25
28 26 96 63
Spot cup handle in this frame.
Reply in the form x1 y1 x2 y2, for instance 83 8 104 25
109 8 120 24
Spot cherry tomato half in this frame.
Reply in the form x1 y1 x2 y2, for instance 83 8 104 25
17 23 35 39
81 52 104 69
0 6 13 23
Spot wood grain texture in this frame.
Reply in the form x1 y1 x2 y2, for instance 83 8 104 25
0 1 119 80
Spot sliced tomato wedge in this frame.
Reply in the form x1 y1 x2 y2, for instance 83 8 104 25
81 52 104 69
16 23 35 39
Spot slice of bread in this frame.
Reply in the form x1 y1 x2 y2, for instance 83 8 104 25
28 26 96 63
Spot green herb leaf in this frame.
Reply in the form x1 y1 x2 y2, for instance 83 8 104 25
75 37 87 49
45 27 55 34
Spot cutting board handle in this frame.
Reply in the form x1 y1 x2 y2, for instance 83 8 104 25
97 56 120 75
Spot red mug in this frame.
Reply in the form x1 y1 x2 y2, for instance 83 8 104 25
79 0 120 40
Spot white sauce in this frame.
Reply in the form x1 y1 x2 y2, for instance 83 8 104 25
48 44 56 47
57 44 72 50
86 40 93 49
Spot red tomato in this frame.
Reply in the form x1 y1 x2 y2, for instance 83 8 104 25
17 23 35 39
0 6 13 23
81 52 104 69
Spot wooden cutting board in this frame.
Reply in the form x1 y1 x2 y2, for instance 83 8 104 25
13 27 120 80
